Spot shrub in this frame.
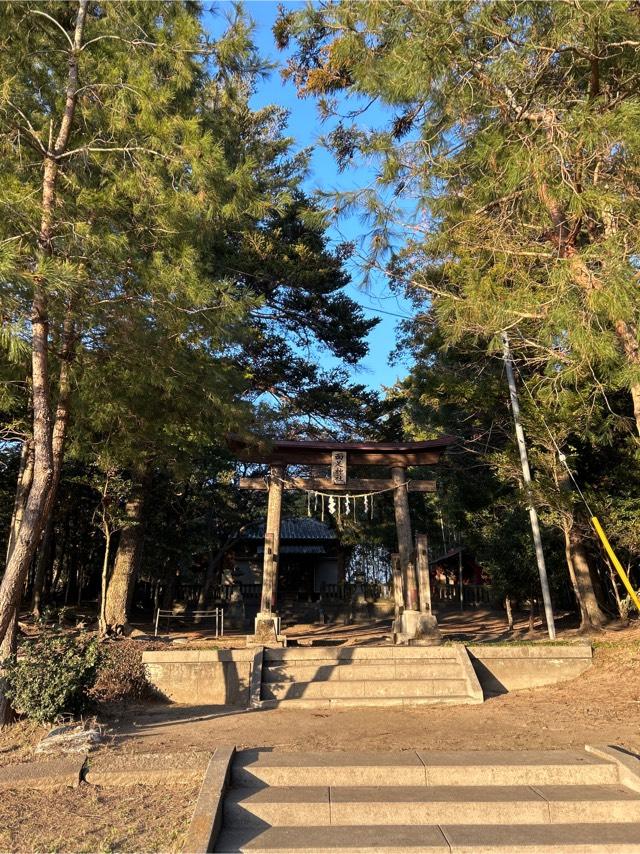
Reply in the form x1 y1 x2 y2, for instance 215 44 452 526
89 640 151 705
3 633 99 724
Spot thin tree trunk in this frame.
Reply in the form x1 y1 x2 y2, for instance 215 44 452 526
31 516 54 618
0 441 34 725
0 1 88 647
103 486 146 635
0 612 18 727
528 589 536 634
49 509 69 602
195 537 236 618
5 439 35 564
607 560 625 619
504 595 514 631
98 527 112 635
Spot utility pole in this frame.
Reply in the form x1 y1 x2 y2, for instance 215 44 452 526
457 533 464 613
502 332 556 640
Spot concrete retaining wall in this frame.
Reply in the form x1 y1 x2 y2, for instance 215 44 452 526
143 643 593 706
142 649 255 705
467 643 592 696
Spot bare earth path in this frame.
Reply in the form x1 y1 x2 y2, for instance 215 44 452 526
109 639 640 758
2 624 640 852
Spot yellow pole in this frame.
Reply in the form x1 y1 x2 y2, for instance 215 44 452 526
591 516 640 612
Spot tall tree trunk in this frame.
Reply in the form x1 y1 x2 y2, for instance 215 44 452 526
0 0 88 647
0 441 34 725
563 519 589 628
103 486 146 635
569 526 607 630
556 468 608 630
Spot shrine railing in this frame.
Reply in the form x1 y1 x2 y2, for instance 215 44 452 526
320 582 390 601
217 582 261 601
433 582 494 605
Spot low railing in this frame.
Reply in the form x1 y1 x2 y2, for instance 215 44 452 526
433 583 494 605
216 583 261 601
154 607 224 637
320 582 389 601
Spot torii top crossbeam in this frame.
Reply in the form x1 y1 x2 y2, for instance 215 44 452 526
227 435 454 467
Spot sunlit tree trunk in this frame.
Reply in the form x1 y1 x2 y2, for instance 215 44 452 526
504 595 514 631
0 0 88 647
568 525 607 630
103 486 146 635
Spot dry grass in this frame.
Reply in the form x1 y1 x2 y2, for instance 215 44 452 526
0 782 199 853
0 720 45 766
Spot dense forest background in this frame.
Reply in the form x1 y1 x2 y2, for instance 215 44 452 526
1 0 639 673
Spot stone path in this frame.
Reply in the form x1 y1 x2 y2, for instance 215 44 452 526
214 748 640 852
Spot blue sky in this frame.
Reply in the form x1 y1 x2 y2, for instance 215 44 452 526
204 1 415 392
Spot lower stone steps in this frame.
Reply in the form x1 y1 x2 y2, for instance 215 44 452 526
231 750 619 788
215 822 640 853
214 749 640 853
224 782 640 827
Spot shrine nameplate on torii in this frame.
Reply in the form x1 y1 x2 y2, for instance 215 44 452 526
228 434 454 645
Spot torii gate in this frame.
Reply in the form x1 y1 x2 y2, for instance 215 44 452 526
229 435 454 644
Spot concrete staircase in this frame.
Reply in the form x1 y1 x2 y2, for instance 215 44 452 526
215 749 640 852
259 645 483 709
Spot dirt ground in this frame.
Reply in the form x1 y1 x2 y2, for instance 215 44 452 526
106 635 640 759
3 616 640 852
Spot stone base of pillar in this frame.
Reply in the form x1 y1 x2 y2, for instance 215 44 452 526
246 612 286 647
393 609 441 645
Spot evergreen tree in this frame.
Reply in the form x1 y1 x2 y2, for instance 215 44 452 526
0 0 266 646
279 1 640 435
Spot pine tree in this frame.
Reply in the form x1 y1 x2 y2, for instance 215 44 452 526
280 1 640 435
0 0 263 645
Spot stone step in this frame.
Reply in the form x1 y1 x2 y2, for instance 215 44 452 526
263 646 459 662
223 783 640 828
261 696 480 709
232 750 619 788
418 750 620 787
262 662 464 683
214 822 640 853
261 678 470 701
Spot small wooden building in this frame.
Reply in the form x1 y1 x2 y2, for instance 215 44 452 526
231 517 342 600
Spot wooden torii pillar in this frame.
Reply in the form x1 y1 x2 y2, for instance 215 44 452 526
231 434 453 645
254 465 284 643
391 466 419 611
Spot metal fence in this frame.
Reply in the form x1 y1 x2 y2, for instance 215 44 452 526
154 607 224 637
